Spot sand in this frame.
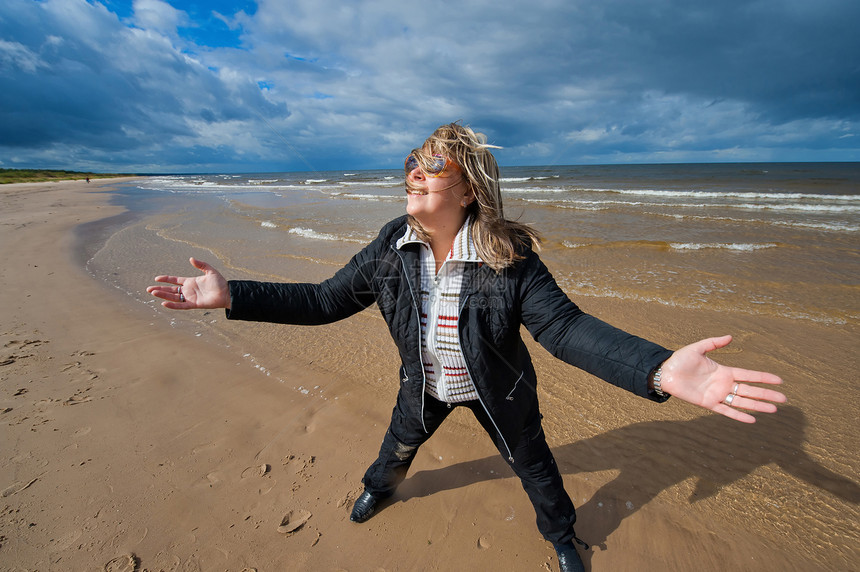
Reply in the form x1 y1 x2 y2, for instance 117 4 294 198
1 180 857 571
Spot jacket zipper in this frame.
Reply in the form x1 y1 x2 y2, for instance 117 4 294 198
459 292 515 463
393 246 430 434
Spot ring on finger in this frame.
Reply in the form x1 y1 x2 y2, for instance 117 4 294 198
732 383 739 396
724 393 736 406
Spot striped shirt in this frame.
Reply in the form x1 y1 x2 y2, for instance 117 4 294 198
396 218 481 403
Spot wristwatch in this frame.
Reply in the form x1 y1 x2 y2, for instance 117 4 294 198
650 365 666 397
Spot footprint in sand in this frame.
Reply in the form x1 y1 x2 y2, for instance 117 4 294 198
104 553 138 572
191 441 219 455
50 528 82 552
277 509 312 534
240 464 270 479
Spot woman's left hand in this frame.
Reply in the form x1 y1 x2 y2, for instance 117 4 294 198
658 335 786 423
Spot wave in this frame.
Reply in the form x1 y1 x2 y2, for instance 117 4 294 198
561 240 781 252
514 195 859 214
287 227 368 243
730 203 860 213
500 175 559 183
664 213 860 233
338 179 402 187
335 192 401 201
504 184 860 203
606 188 860 202
138 179 285 193
516 197 610 210
506 186 571 193
669 242 779 252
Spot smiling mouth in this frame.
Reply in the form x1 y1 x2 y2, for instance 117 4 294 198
406 177 465 196
405 181 428 195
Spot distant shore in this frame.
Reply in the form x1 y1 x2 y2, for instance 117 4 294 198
0 168 135 184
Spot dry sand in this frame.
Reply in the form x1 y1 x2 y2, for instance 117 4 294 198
1 180 857 571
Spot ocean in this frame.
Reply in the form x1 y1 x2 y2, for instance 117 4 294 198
103 162 859 327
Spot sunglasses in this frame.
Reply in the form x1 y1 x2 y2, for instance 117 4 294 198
404 153 456 178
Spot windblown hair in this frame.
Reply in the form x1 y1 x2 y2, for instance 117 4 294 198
408 122 541 271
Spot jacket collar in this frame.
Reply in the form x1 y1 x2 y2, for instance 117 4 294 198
395 216 482 264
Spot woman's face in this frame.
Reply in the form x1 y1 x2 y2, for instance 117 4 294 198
404 152 472 233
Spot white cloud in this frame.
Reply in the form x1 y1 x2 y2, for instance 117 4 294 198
0 39 42 72
131 0 190 36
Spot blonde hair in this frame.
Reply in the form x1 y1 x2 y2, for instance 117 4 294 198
407 122 541 271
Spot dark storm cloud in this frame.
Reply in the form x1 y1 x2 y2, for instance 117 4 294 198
0 0 286 171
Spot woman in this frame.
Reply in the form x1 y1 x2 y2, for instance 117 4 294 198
148 123 785 572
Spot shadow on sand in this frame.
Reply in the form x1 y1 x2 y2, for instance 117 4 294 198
396 405 858 567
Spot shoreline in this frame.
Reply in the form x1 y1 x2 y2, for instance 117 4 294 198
1 180 857 570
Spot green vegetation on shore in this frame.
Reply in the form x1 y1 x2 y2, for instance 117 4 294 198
0 169 132 184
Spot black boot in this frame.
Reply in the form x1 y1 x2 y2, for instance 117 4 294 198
349 490 380 523
554 536 589 572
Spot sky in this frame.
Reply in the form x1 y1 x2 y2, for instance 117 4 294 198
1 0 859 173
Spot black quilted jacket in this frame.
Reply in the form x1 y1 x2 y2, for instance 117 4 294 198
227 215 672 460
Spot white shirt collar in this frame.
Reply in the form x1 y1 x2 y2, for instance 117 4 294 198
396 216 481 263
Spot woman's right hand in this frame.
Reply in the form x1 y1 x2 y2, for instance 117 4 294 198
147 257 231 310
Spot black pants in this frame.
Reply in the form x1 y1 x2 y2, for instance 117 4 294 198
361 390 578 545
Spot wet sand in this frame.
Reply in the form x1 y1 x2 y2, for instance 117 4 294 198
1 179 857 571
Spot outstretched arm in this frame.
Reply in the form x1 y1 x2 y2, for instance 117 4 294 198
656 335 786 423
146 257 231 310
